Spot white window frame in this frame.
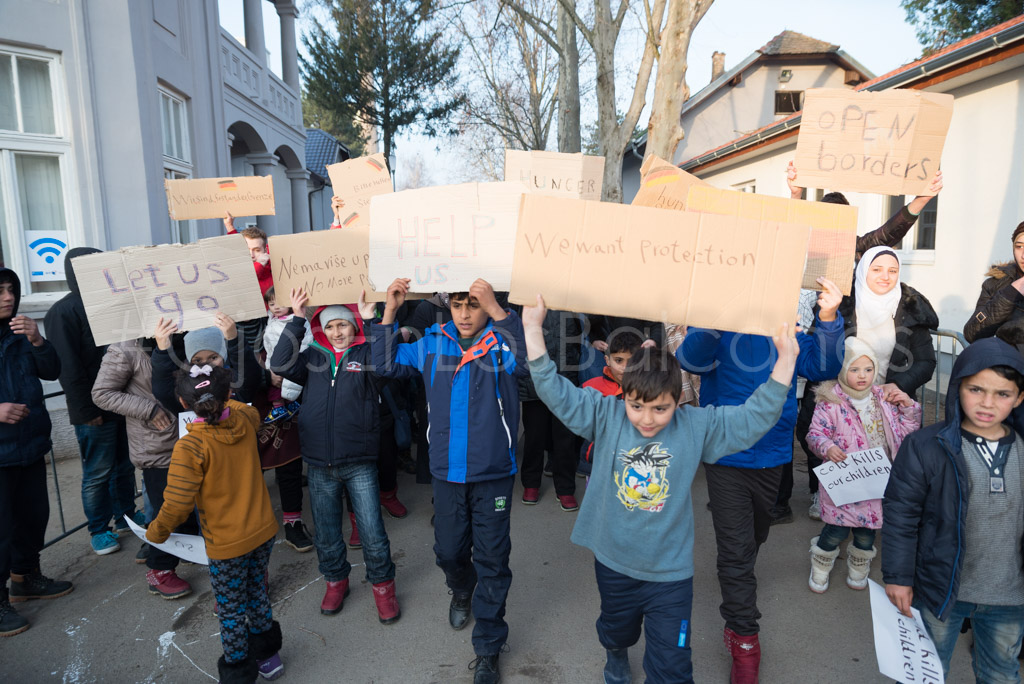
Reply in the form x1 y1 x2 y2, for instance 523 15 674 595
885 195 937 265
158 86 195 243
733 180 756 194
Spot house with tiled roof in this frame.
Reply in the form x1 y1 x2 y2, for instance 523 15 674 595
305 128 352 230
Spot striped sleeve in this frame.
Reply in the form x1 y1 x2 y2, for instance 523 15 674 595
146 434 205 544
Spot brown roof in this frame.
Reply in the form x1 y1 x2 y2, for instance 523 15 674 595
759 30 838 56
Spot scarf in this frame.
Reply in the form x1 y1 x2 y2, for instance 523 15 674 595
854 246 902 379
838 337 879 400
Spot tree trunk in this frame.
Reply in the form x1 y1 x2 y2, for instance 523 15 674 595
556 1 581 153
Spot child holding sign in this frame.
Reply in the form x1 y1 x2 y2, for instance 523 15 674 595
805 337 920 593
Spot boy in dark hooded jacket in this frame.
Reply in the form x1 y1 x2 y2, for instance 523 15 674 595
883 337 1024 681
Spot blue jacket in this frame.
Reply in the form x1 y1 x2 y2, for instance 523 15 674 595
883 337 1024 621
676 315 844 468
0 268 61 467
371 312 528 483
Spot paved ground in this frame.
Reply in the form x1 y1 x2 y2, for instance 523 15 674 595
2 409 986 682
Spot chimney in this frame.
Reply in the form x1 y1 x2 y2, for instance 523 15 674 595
711 51 726 81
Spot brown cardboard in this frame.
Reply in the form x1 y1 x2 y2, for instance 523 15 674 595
504 150 604 200
270 228 375 305
793 88 954 196
686 185 859 294
630 154 710 211
72 235 267 346
325 153 393 229
164 176 275 220
508 195 811 337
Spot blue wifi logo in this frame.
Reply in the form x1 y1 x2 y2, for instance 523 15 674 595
29 237 68 264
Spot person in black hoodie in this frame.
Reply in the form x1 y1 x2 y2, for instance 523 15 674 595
44 248 141 557
0 267 72 637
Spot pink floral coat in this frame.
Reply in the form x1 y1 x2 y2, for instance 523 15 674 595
806 382 922 529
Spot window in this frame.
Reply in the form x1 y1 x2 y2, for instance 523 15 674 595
159 87 195 243
885 194 938 254
733 180 756 194
0 53 56 135
775 90 803 115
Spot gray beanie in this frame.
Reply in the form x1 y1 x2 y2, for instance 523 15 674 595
184 327 228 363
319 305 357 328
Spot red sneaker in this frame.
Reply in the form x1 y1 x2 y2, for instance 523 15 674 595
522 487 540 505
379 489 408 519
321 579 350 615
558 494 579 512
372 580 401 624
347 513 361 550
146 569 192 600
724 628 761 684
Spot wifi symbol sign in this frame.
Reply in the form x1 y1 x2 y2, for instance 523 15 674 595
29 237 68 264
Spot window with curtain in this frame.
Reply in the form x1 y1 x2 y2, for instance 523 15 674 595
160 87 194 243
0 52 56 135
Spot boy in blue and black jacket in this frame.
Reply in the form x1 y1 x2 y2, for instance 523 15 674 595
372 277 527 684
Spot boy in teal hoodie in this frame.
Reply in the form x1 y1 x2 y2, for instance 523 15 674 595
521 296 798 684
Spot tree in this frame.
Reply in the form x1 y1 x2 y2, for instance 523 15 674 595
301 89 366 157
301 0 464 162
902 0 1023 53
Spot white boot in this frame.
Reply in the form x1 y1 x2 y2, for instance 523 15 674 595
808 537 840 593
808 492 821 521
846 545 877 590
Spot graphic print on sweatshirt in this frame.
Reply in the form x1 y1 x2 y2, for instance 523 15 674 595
614 442 671 512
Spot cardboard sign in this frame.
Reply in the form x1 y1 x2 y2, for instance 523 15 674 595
631 154 710 211
270 227 375 305
686 185 858 294
178 411 197 438
794 88 954 196
123 515 208 566
72 235 267 346
164 176 275 220
504 150 604 200
369 182 525 292
508 195 811 337
813 447 891 506
326 154 393 229
868 580 944 684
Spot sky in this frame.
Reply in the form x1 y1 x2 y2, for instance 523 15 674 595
218 0 929 187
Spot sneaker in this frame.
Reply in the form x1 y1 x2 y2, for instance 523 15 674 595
558 495 579 512
91 531 121 555
135 543 150 564
0 593 28 637
808 492 821 521
257 653 284 681
9 571 73 602
114 511 147 536
283 521 314 552
769 505 793 525
379 489 408 519
146 569 192 600
449 590 472 630
469 654 501 684
521 487 540 505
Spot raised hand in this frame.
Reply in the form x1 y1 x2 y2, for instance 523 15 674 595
357 289 377 320
9 315 42 346
154 317 178 351
769 322 799 386
521 294 547 331
469 279 506 321
223 212 235 233
290 287 309 318
786 161 802 199
816 277 843 322
214 312 238 341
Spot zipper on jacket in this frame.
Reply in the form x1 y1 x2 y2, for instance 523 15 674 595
937 433 965 620
497 396 512 449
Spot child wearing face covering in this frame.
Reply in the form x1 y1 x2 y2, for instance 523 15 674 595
805 337 921 594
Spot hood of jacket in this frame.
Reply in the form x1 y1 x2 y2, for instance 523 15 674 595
940 337 1024 446
0 267 21 332
985 261 1024 281
310 304 366 365
186 406 250 445
64 247 101 296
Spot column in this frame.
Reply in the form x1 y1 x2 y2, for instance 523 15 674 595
247 153 277 234
276 1 300 91
243 0 267 67
286 168 311 233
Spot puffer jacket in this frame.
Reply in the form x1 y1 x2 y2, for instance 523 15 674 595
91 339 177 468
964 262 1024 345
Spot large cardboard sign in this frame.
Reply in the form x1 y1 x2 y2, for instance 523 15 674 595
686 185 858 294
164 176 275 220
508 195 811 337
504 150 604 200
868 580 944 684
631 154 710 211
270 227 374 305
813 448 891 506
325 154 393 229
369 182 525 292
794 88 953 196
72 235 266 346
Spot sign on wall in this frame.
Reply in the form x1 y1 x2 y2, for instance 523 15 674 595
25 230 69 282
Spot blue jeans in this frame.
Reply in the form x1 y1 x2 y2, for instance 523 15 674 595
307 462 395 584
816 523 875 552
918 600 1024 682
74 420 135 535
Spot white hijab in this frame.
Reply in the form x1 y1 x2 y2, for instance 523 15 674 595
854 246 902 381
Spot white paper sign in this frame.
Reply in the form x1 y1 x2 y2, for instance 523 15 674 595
868 580 944 684
813 447 891 506
178 411 198 438
26 230 69 282
123 515 208 566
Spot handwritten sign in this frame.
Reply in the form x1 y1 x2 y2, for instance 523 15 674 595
270 227 374 305
794 88 953 196
326 153 393 229
868 580 944 684
178 411 197 438
72 235 267 346
369 182 525 292
123 515 208 565
508 195 810 337
504 150 604 200
686 185 858 294
164 176 275 220
813 447 891 506
631 154 710 211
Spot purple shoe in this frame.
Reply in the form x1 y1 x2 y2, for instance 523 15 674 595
257 652 284 680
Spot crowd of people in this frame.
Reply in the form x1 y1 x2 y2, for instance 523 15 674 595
2 164 1024 684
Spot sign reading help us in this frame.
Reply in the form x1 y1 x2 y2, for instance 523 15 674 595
868 580 944 684
812 447 891 506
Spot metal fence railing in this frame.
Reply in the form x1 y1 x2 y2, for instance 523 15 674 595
919 328 969 427
42 390 88 549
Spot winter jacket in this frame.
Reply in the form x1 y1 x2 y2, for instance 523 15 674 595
854 206 919 266
269 304 380 467
964 262 1024 345
807 382 921 529
514 307 582 401
677 314 844 469
371 312 529 483
43 247 117 425
262 314 313 402
91 339 177 469
0 268 61 467
882 337 1024 621
151 334 262 416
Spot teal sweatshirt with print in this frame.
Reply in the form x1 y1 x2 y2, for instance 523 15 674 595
529 354 789 582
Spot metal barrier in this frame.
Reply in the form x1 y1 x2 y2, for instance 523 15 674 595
41 389 88 548
920 329 969 427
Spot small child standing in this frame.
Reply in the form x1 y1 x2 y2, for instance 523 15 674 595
578 331 642 478
145 365 282 683
805 337 920 593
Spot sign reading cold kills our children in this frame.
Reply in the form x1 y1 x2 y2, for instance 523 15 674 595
812 447 891 507
630 154 710 211
868 580 944 684
508 195 811 337
794 88 954 196
504 150 604 200
72 235 267 346
325 154 393 229
164 176 275 221
369 182 525 292
269 227 374 305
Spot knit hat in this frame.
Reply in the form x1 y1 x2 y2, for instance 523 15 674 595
838 337 879 400
184 327 228 363
319 305 357 328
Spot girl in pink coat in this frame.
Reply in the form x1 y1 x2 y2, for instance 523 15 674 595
805 337 921 593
